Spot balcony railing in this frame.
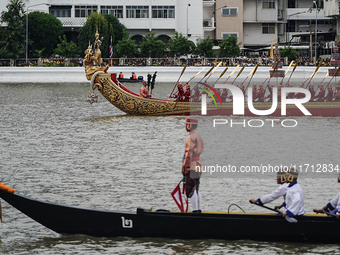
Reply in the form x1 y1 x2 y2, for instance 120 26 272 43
57 17 87 27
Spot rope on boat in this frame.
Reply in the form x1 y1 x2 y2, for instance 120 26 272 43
90 71 105 91
228 204 246 214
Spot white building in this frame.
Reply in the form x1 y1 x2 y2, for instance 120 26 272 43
0 0 206 44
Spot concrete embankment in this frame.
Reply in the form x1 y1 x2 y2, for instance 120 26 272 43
0 66 331 83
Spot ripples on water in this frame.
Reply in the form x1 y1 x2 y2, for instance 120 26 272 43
0 82 339 254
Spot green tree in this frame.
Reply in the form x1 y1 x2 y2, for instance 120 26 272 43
0 0 26 58
218 36 241 58
280 45 298 61
114 37 137 58
168 32 193 57
78 12 113 58
139 32 166 58
54 34 82 57
103 14 128 46
28 11 63 57
194 36 214 57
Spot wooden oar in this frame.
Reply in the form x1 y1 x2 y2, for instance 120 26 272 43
245 64 259 88
303 59 323 88
231 65 245 85
279 60 294 86
325 66 340 87
250 201 283 214
204 61 222 83
184 67 206 85
265 61 279 88
223 65 240 84
212 67 228 87
284 58 300 87
170 63 188 97
240 64 257 85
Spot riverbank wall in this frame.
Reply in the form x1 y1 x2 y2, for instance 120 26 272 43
0 66 332 84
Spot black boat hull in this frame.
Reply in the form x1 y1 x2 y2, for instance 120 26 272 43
0 189 338 243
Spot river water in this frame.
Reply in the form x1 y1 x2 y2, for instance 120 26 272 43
0 81 340 254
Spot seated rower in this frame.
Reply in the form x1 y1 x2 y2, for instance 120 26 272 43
333 84 340 102
314 174 340 218
183 84 191 102
174 83 185 102
131 72 137 80
275 168 305 222
140 81 149 98
249 169 289 206
314 84 325 102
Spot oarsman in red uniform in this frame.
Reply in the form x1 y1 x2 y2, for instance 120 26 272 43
287 84 295 99
139 81 149 98
192 86 200 102
265 84 274 102
333 85 340 102
182 117 204 213
309 84 316 102
220 89 228 102
174 83 185 102
324 85 334 102
256 84 265 102
252 84 258 102
314 84 325 102
294 84 306 99
239 84 246 95
183 84 191 102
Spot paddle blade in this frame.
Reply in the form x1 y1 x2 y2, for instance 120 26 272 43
203 66 215 78
171 182 184 212
236 66 245 78
219 67 228 78
180 64 188 76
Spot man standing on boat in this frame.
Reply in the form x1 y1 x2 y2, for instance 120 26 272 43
249 170 288 206
140 81 149 98
182 117 204 213
313 174 340 218
275 168 305 222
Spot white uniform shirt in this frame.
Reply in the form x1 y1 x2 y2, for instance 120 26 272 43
258 183 289 205
327 192 340 213
284 182 305 217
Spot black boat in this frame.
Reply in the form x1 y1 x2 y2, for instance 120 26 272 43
117 76 144 83
0 188 339 243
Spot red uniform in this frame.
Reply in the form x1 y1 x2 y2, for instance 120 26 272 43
183 88 191 102
333 90 340 102
140 84 149 98
324 88 334 102
220 89 228 102
192 87 200 102
252 88 258 102
309 87 316 102
175 85 185 102
314 88 325 102
256 88 265 102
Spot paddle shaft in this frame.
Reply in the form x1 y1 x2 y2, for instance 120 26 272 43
251 202 283 214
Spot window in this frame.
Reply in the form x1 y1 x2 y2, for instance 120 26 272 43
222 8 237 16
222 33 238 39
152 6 175 18
262 0 275 9
75 6 97 18
101 6 123 18
262 23 275 34
49 6 71 17
126 6 149 18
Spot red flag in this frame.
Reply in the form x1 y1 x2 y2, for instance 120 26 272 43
109 36 113 59
171 182 184 212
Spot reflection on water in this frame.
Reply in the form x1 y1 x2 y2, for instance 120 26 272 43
0 83 339 254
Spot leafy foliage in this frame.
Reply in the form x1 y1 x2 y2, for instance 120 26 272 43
28 11 63 57
194 36 214 57
280 45 298 61
103 14 128 46
168 32 194 57
218 36 241 58
0 0 26 58
139 32 166 58
114 37 137 58
78 12 113 58
54 34 82 58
